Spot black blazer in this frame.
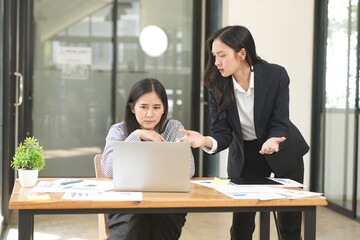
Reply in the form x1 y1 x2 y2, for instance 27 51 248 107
209 62 309 177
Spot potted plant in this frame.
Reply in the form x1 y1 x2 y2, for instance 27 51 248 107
11 137 45 187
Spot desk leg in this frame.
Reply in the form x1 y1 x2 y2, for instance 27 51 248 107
304 207 316 240
259 212 270 240
18 210 34 240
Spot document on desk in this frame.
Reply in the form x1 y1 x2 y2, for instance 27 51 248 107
62 191 142 201
269 178 305 187
191 178 305 188
191 178 318 200
214 185 323 200
30 179 113 193
215 185 284 200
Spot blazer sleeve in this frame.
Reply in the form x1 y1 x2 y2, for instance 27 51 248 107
208 90 234 152
267 66 290 139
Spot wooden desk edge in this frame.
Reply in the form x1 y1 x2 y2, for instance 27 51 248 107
9 178 328 210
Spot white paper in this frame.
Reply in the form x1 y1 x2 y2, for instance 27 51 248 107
190 180 219 188
192 178 305 188
269 178 305 187
214 185 283 200
62 191 142 201
30 179 113 193
214 185 322 200
269 188 323 199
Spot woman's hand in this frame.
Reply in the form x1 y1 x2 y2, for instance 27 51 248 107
134 129 165 142
178 129 213 149
259 137 286 154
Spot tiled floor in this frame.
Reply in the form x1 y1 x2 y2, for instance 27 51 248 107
5 207 360 240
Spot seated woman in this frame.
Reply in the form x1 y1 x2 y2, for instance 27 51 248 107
101 78 195 240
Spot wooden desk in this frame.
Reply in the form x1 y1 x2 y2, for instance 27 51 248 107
9 178 327 240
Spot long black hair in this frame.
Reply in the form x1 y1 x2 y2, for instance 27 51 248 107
124 78 168 135
204 25 265 119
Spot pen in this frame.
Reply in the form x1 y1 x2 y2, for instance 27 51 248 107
60 180 83 185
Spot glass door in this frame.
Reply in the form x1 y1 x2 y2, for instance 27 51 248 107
26 0 199 177
319 0 359 218
32 1 114 177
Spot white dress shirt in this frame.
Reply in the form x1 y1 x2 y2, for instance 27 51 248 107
232 73 257 140
204 72 256 153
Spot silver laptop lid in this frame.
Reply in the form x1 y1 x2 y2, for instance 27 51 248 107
113 141 190 192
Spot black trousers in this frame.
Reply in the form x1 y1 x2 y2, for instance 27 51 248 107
230 140 304 240
107 213 187 240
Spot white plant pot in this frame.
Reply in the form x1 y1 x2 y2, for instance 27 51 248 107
18 169 39 188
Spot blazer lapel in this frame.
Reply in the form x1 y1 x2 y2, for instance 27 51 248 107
253 65 268 127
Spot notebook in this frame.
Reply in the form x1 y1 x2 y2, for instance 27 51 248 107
112 141 190 192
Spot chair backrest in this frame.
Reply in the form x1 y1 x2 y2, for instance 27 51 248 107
94 154 106 178
93 153 110 239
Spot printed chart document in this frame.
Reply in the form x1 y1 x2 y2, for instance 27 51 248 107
29 179 143 201
215 185 322 200
192 177 304 188
269 178 305 187
62 191 143 201
192 178 321 200
30 179 113 193
215 185 285 200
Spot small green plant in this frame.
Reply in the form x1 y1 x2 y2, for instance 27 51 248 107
11 137 45 170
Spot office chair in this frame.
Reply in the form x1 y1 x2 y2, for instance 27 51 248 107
94 154 111 240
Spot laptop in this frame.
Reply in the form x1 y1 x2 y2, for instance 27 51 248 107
112 141 190 192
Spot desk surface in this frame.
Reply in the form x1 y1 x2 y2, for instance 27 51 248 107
9 178 328 210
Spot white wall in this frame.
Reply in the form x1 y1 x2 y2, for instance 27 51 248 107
221 0 314 188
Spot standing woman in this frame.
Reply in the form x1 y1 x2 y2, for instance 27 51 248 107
180 25 309 240
102 78 195 240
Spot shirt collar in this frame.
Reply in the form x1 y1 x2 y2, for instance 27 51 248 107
232 71 254 92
